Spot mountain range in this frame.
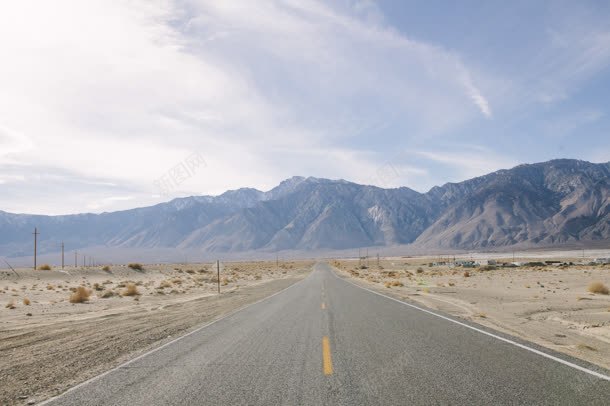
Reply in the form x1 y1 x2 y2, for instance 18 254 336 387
1 159 609 258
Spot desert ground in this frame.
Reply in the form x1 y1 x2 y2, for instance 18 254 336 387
2 254 609 404
333 256 610 370
0 260 312 405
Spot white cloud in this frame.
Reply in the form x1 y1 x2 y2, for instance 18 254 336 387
86 195 135 211
0 0 496 214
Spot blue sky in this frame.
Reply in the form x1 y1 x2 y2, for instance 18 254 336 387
0 0 609 214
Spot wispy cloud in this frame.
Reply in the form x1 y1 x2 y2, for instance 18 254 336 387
457 67 492 118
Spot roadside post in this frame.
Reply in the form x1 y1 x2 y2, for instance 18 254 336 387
217 260 220 294
33 227 39 270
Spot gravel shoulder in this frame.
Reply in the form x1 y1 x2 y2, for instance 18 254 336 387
0 262 311 405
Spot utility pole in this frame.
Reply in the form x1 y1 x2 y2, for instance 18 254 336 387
33 227 39 270
83 255 86 267
61 242 64 269
216 260 220 294
74 251 77 267
377 253 380 267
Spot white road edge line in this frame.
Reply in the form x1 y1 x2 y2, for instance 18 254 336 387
39 272 312 405
331 268 610 382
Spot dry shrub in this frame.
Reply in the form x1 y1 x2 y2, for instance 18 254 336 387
463 271 470 277
422 287 430 293
5 300 15 309
23 298 31 305
588 281 609 295
122 283 139 296
93 283 104 291
128 263 143 271
448 282 456 287
46 284 55 290
577 343 597 351
38 264 52 271
384 280 403 288
99 290 114 298
416 267 424 274
69 286 91 303
158 280 172 289
475 313 487 318
186 269 195 274
221 277 229 286
102 265 110 272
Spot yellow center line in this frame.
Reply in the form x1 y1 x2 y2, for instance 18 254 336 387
322 336 333 375
321 302 326 309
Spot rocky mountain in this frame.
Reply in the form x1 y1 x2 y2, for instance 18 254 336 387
0 159 609 257
415 159 610 249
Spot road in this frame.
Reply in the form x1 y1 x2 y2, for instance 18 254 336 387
45 263 609 405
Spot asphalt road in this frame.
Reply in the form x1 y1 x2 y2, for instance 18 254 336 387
45 263 610 405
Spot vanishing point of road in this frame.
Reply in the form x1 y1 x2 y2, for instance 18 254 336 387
44 263 610 405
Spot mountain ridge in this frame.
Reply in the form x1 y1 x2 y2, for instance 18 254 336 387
1 159 609 257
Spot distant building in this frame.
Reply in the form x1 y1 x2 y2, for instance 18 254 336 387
486 259 497 266
455 260 478 268
594 258 610 264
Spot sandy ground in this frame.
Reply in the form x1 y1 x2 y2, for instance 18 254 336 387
0 260 313 405
334 256 610 371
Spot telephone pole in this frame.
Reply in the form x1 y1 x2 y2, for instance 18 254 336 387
74 251 77 267
61 242 64 269
33 227 39 270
